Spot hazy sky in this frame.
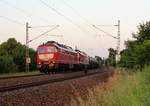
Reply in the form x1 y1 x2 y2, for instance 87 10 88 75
0 0 150 58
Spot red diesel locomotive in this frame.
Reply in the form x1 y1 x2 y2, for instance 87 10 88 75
36 41 98 73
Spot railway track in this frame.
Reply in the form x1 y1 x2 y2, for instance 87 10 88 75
0 73 45 80
0 70 109 93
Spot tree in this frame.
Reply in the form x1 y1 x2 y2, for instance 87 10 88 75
0 38 36 73
0 38 18 56
12 43 26 71
29 48 36 71
107 48 116 67
119 21 150 69
133 21 150 43
95 56 103 67
0 55 16 73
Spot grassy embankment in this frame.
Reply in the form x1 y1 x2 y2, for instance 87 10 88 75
76 67 150 106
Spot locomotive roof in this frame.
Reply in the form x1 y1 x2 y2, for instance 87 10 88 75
75 49 87 55
40 41 76 53
39 41 90 55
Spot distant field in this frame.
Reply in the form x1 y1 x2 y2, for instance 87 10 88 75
77 67 150 106
0 71 39 78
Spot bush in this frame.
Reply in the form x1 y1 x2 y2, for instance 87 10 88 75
0 55 16 73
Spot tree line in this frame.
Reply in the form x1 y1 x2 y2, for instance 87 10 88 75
0 38 36 73
107 21 150 70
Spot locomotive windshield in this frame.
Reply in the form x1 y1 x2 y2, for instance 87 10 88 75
47 47 56 52
38 47 45 53
38 46 57 53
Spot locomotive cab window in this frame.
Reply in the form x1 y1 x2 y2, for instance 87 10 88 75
47 46 57 52
38 47 45 53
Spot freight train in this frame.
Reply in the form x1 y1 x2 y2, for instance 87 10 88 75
36 41 99 73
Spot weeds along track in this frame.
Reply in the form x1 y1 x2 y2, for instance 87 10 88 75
0 69 110 93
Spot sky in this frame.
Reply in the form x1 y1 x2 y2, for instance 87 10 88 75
0 0 150 58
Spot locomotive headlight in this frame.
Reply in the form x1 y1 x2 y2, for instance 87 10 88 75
47 54 54 59
39 54 54 60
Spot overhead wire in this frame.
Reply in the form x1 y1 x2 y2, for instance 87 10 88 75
93 25 118 39
0 0 63 41
28 25 59 43
0 0 63 47
62 0 118 39
30 25 59 28
0 0 31 16
0 0 51 24
0 0 118 40
61 0 98 34
0 15 24 26
39 0 92 35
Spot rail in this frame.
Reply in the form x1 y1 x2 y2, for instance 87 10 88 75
0 70 109 93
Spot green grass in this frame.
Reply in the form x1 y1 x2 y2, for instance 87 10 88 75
76 66 150 106
0 70 39 78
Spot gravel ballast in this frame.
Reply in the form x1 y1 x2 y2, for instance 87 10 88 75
0 70 114 106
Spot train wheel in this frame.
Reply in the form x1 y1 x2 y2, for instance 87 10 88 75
39 68 45 73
